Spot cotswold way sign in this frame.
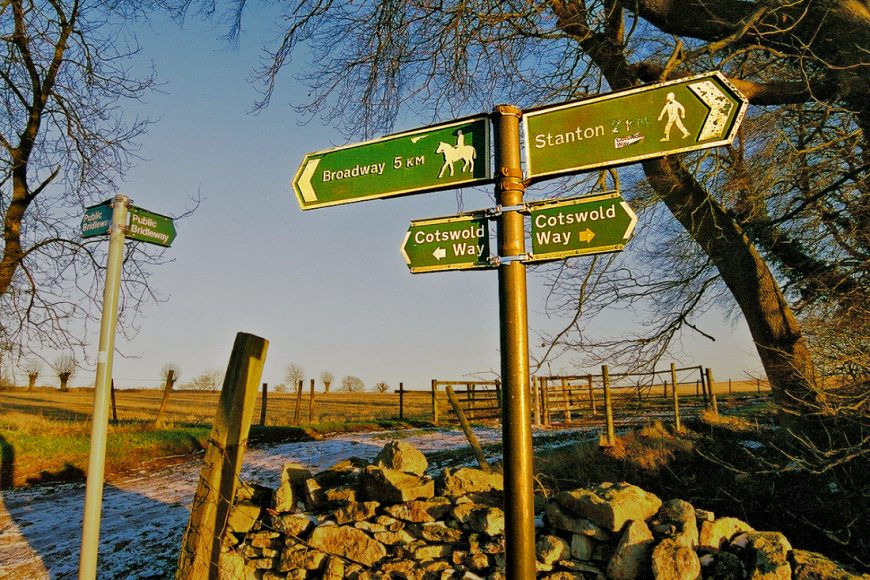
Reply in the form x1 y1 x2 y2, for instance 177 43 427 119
292 116 491 210
523 71 747 180
401 213 491 273
527 192 638 262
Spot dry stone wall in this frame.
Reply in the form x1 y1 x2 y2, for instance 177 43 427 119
218 440 866 579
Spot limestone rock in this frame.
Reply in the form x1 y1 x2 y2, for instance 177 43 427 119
410 521 464 543
414 543 453 561
699 517 755 550
375 440 429 476
315 457 368 488
373 529 417 545
558 482 662 533
272 462 311 513
277 544 326 571
270 513 315 538
607 519 654 580
537 534 571 565
452 503 505 536
335 500 380 524
321 555 346 580
709 551 745 580
545 502 612 541
226 500 261 534
361 465 435 502
790 549 869 580
439 467 504 498
650 537 701 580
571 534 594 561
745 531 792 580
652 499 698 548
307 525 387 567
384 497 452 522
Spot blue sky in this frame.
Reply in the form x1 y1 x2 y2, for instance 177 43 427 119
50 8 763 391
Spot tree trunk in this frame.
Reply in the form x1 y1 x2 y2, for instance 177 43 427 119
643 157 821 411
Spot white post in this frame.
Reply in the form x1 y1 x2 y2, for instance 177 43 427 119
79 194 129 579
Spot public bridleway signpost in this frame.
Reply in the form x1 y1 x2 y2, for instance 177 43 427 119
78 196 175 579
292 72 746 579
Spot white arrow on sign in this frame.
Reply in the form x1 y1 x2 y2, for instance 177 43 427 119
689 80 736 141
621 201 638 239
433 247 447 261
296 158 320 203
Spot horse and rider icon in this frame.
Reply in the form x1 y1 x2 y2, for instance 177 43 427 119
436 129 476 178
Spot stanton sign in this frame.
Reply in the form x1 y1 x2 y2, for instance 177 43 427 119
523 71 747 180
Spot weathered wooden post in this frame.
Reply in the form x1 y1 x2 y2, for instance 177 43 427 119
431 379 439 426
293 380 303 425
110 379 118 424
468 382 476 420
177 332 268 580
532 377 540 428
308 379 315 423
728 378 732 395
670 363 681 433
541 377 551 427
602 365 615 447
494 379 502 410
154 369 176 428
706 367 719 415
587 375 597 415
561 377 572 425
698 365 709 404
445 386 492 473
259 383 268 426
397 382 405 419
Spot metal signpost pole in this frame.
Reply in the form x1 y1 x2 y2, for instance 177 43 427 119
79 194 129 579
492 105 535 579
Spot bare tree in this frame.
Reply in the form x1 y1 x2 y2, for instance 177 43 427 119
53 354 76 391
286 364 305 392
24 359 40 391
183 0 869 414
320 371 334 394
183 368 222 391
340 375 365 393
375 381 390 393
0 1 194 365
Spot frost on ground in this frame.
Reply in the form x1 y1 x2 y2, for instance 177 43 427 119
1 426 588 579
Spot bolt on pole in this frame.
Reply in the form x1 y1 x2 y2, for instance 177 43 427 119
79 194 129 579
492 104 536 580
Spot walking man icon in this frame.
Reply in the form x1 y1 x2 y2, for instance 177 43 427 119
658 92 691 141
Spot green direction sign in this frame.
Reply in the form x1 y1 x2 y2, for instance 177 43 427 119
126 206 176 247
401 213 492 273
523 71 747 180
293 116 492 210
81 200 114 238
527 192 637 262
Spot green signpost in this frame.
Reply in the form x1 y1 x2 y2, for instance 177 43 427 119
527 192 638 262
126 206 177 247
81 200 114 238
292 116 491 210
523 71 747 180
401 213 492 273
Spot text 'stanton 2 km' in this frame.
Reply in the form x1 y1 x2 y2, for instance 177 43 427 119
292 116 492 210
522 71 747 181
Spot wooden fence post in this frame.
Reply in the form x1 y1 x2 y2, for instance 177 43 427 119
445 386 492 473
154 370 176 428
602 365 615 447
259 383 268 426
397 383 405 420
293 380 303 425
494 380 502 410
308 379 315 423
177 332 268 580
468 383 475 420
110 379 118 424
706 367 719 415
670 363 681 433
431 380 439 426
541 377 551 427
587 375 596 416
728 378 732 395
698 365 709 404
561 378 572 425
532 377 540 428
